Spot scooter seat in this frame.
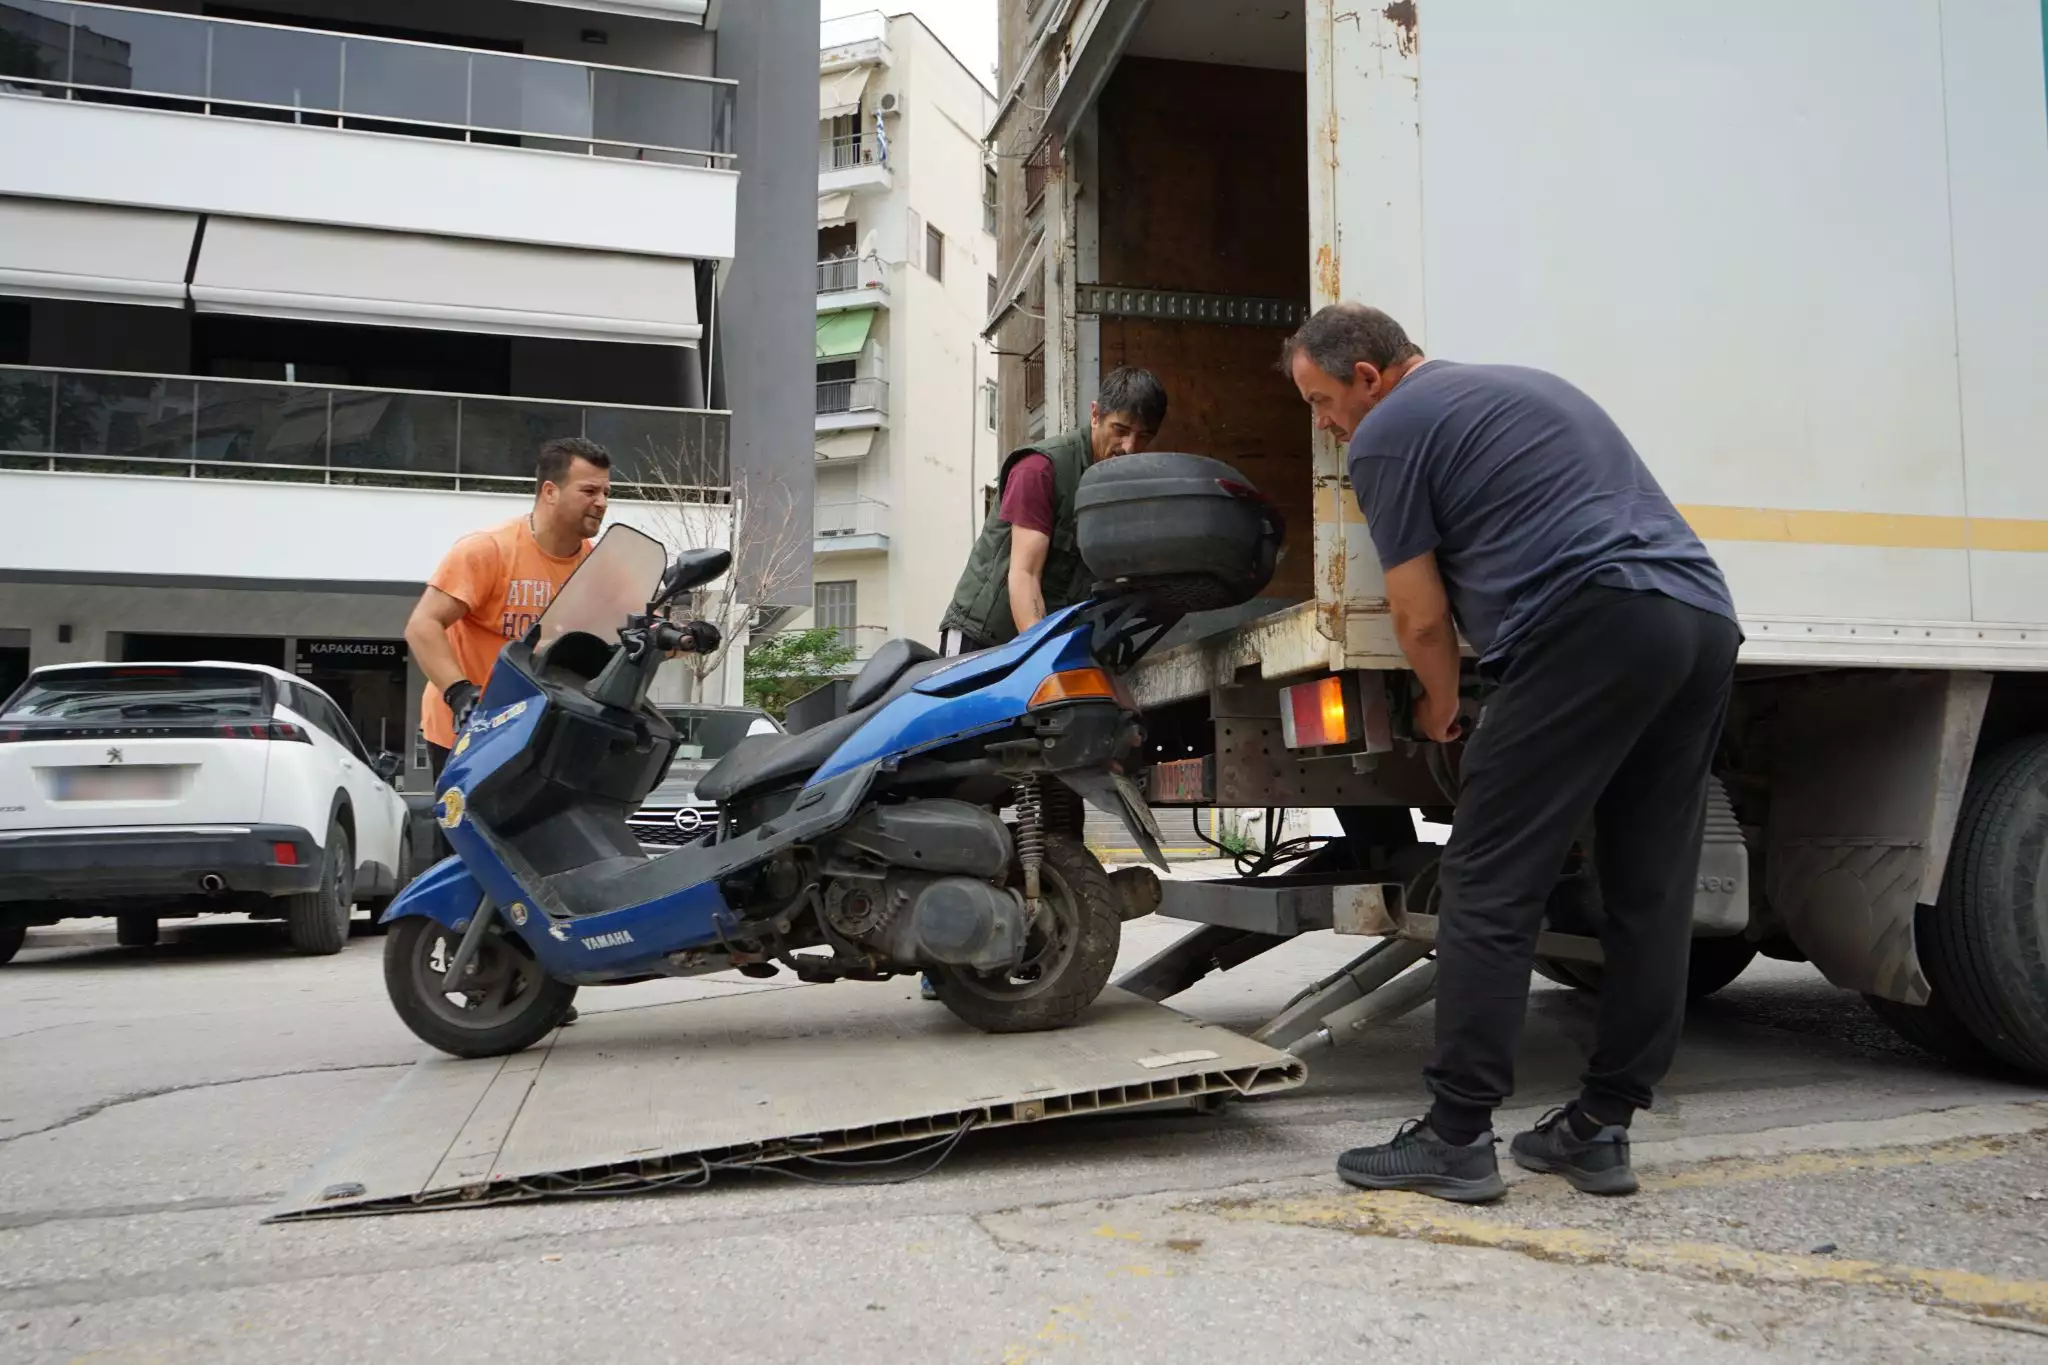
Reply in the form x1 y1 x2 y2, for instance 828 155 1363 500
696 654 956 803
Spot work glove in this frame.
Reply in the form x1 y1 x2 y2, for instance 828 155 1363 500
443 679 481 731
681 620 722 655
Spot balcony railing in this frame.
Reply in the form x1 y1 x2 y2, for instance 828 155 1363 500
0 0 737 167
0 365 730 500
815 377 888 416
820 133 884 172
817 257 860 293
815 498 889 541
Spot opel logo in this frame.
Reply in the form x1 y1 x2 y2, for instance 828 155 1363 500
672 807 703 833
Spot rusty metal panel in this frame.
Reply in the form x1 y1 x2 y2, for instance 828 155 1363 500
1215 718 1441 807
1146 754 1214 805
1331 883 1400 936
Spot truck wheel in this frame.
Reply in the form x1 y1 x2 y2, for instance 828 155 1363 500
1919 736 2048 1077
0 921 24 966
931 835 1120 1034
284 820 352 956
1863 989 1999 1068
384 916 577 1058
116 914 159 948
1535 937 1758 1001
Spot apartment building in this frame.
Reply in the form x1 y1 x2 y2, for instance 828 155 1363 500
0 0 813 778
806 9 998 664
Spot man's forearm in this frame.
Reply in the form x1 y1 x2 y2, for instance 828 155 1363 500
406 619 468 696
1397 614 1462 708
1007 571 1046 634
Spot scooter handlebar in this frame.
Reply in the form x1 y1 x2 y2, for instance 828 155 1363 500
653 619 722 655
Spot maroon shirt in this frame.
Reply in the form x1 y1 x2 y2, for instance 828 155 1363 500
998 452 1056 537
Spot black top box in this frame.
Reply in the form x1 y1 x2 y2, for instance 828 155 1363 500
1075 452 1283 614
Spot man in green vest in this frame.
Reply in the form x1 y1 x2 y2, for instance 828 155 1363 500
938 366 1169 654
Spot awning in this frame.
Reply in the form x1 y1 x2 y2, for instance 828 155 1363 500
818 192 853 227
816 308 876 360
0 197 198 309
191 218 702 346
510 0 708 23
815 430 875 462
820 66 872 120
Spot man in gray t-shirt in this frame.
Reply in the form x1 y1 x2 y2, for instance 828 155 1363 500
1282 304 1741 1204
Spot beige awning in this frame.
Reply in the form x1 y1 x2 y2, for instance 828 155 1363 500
191 218 701 346
815 430 875 463
819 66 872 120
817 192 853 227
0 196 199 309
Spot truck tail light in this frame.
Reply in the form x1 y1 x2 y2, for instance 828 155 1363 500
1280 676 1356 749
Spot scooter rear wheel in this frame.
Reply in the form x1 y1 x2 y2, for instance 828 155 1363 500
384 916 577 1058
930 835 1120 1033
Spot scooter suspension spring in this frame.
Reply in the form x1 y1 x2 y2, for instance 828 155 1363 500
1014 776 1045 911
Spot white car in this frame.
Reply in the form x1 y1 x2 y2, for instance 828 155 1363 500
0 661 413 963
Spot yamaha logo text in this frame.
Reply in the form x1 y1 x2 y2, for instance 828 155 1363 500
582 930 635 950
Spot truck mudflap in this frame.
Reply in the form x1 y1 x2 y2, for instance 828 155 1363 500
377 855 484 931
1059 770 1168 869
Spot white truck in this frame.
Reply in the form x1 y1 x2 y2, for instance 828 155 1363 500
989 0 2048 1074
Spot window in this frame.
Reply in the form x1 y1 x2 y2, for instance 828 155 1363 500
987 274 998 317
983 379 998 431
982 165 998 234
817 359 857 415
815 581 858 653
924 225 945 282
1023 345 1045 413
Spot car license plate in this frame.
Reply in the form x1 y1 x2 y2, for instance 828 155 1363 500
49 766 181 801
1114 773 1161 842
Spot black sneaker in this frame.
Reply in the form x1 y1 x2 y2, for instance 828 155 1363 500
1510 1106 1637 1195
1336 1119 1506 1204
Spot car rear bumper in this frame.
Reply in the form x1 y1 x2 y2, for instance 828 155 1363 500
0 824 323 904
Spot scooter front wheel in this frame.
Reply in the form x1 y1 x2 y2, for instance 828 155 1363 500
384 916 577 1058
929 835 1120 1033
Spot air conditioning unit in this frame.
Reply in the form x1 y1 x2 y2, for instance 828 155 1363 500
875 91 899 115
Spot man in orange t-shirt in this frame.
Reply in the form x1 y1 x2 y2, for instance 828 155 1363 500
405 436 611 779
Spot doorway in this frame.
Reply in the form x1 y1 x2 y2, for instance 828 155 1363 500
293 638 410 758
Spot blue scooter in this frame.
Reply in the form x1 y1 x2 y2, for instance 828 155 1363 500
380 524 1173 1057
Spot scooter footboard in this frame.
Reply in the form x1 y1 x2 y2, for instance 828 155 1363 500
378 855 485 930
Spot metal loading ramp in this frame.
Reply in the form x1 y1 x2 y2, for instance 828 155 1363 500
271 986 1305 1220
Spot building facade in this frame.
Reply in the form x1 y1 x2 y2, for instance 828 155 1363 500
0 0 813 780
805 9 998 665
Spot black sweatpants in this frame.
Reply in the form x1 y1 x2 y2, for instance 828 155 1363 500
427 741 451 861
1426 586 1740 1138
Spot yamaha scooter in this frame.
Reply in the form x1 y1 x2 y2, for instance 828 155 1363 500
380 524 1175 1058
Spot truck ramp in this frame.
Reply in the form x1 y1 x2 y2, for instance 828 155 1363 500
271 985 1304 1220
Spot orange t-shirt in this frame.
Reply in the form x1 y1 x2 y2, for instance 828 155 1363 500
420 517 592 748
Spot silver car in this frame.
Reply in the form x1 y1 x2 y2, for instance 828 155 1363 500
626 703 781 851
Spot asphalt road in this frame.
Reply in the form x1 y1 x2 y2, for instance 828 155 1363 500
3 896 2046 1364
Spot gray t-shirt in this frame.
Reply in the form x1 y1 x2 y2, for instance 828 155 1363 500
1347 360 1737 666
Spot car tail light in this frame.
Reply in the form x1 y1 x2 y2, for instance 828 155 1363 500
1279 676 1357 749
1029 667 1121 709
272 842 299 866
217 721 311 742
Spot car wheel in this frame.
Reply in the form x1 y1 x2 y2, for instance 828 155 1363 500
285 818 353 956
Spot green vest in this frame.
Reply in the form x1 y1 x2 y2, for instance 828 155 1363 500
941 429 1095 644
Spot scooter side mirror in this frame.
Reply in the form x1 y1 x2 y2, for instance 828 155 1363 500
650 548 732 612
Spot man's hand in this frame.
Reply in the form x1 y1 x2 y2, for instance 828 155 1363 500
1413 687 1463 743
1007 526 1051 634
1382 552 1464 744
443 680 481 732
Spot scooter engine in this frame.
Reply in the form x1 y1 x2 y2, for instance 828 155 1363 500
825 874 1027 975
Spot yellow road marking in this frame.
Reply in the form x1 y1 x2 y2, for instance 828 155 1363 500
1218 1190 2048 1324
1639 1134 2020 1193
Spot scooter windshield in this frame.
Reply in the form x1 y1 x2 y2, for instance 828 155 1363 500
533 524 668 663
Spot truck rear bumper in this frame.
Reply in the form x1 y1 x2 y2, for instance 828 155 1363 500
0 824 323 907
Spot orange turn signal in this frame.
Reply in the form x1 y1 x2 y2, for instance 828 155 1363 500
1029 667 1119 709
1280 675 1355 748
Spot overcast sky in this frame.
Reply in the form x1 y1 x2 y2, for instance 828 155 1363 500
820 0 998 93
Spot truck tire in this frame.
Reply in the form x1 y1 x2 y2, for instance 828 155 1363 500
1535 936 1758 1001
284 820 352 957
1863 989 1998 1068
931 835 1120 1034
1919 735 2048 1077
116 914 158 948
0 921 24 966
384 916 577 1058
